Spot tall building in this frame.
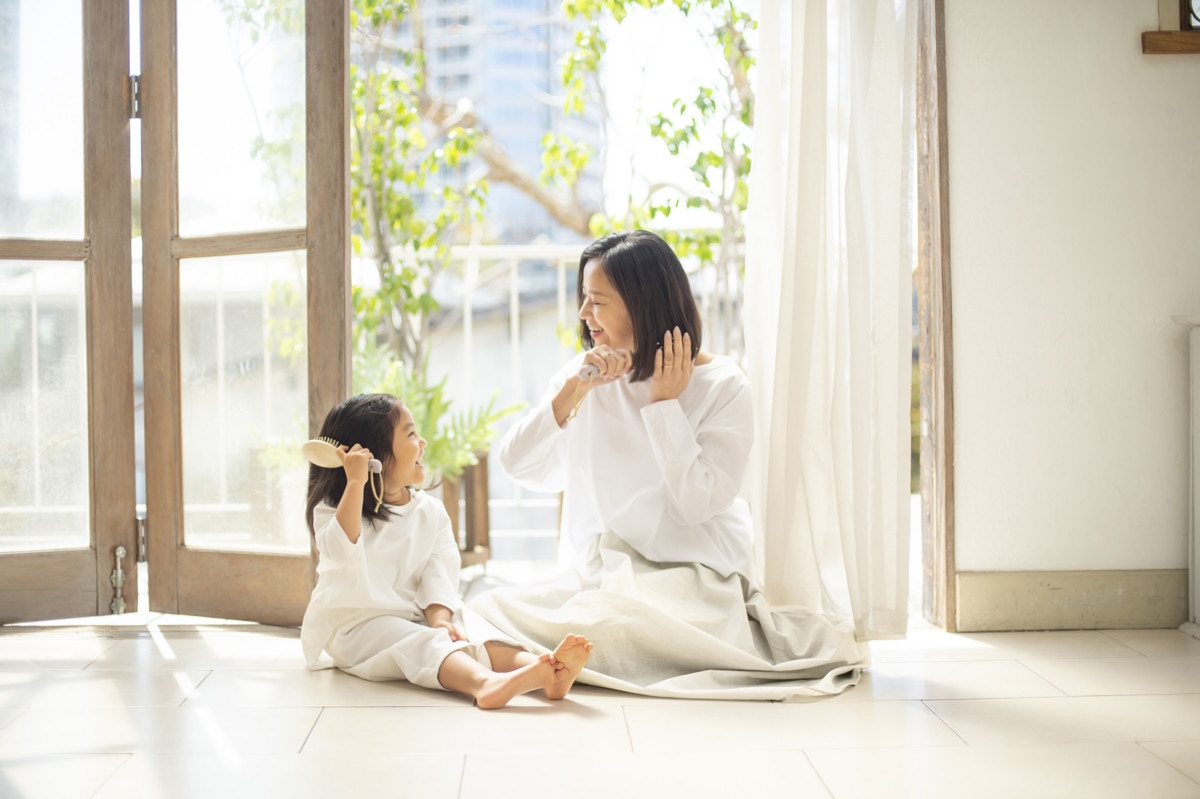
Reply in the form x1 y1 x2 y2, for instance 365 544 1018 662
421 0 603 244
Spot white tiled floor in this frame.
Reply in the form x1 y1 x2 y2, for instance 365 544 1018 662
3 613 1200 798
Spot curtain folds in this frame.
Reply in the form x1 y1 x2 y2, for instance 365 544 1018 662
744 0 917 640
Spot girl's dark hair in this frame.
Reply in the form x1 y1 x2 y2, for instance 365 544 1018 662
577 230 702 382
305 393 403 535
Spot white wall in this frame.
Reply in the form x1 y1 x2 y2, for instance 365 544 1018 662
946 0 1200 572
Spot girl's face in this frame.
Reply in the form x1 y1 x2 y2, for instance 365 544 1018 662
387 404 427 494
580 259 634 352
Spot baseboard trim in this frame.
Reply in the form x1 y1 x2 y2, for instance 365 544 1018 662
955 569 1188 632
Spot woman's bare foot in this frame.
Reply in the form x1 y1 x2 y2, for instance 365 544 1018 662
545 633 594 700
475 653 557 710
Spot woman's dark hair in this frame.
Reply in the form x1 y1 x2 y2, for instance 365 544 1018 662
577 230 702 382
305 393 403 535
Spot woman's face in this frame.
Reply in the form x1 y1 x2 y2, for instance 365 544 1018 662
387 404 427 492
580 259 634 352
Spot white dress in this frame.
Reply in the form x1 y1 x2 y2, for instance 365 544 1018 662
468 354 870 700
301 490 487 689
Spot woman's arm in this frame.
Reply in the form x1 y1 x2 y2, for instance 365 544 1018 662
642 378 754 527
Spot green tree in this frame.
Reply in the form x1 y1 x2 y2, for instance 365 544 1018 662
350 0 487 375
548 0 756 356
218 0 758 474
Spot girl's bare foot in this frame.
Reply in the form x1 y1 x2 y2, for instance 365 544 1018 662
545 633 594 700
475 653 556 710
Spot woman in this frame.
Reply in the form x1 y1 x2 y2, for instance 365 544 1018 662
468 230 868 700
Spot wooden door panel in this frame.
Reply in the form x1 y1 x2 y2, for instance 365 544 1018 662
142 0 349 626
0 2 135 623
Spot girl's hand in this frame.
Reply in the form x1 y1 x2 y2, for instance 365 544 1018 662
431 619 464 642
580 345 633 386
649 327 693 403
337 443 374 485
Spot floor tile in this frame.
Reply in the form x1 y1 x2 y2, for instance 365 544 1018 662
0 630 120 671
871 629 1143 663
88 631 305 671
1103 629 1200 658
0 754 129 799
503 683 682 709
0 669 209 708
0 706 319 756
623 699 964 751
183 668 471 708
807 743 1200 799
0 707 24 730
843 660 1065 701
90 753 463 799
925 694 1200 744
305 704 632 754
461 750 833 799
1140 741 1200 784
1020 656 1200 695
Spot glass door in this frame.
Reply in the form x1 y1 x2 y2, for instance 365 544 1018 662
140 0 349 626
0 1 138 622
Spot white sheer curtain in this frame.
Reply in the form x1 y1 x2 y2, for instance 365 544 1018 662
743 0 916 640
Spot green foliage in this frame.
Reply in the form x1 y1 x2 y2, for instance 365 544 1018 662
221 0 511 482
349 4 489 373
540 132 594 190
551 0 756 345
346 2 509 478
353 337 523 482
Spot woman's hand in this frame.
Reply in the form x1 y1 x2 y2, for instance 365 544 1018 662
649 327 693 403
580 345 633 385
553 345 633 426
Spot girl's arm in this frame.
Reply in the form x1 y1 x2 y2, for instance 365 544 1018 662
334 444 375 544
422 603 462 641
416 504 465 640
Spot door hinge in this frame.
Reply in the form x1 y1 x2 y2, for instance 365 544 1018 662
136 509 148 562
129 74 141 119
110 545 128 614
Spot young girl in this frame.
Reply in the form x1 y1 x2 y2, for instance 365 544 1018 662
300 393 592 709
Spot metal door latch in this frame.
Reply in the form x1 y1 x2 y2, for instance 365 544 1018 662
110 546 127 615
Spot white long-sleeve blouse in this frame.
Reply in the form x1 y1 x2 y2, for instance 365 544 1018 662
497 353 756 581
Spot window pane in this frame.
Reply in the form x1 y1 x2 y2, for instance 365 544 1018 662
0 262 89 551
177 0 305 236
180 252 308 553
0 0 85 238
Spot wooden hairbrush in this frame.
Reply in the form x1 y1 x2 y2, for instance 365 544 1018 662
303 436 385 511
302 436 382 472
